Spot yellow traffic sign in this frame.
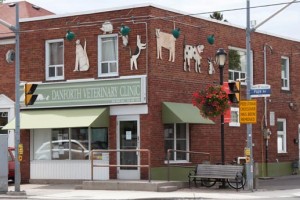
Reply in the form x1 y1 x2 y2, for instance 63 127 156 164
239 100 257 123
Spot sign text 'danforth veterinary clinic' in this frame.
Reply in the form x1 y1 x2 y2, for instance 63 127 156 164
20 76 147 108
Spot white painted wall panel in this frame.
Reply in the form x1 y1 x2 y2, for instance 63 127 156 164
31 160 109 180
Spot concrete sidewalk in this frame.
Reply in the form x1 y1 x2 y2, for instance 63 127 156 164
1 175 300 200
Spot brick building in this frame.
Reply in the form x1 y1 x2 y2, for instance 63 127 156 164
1 3 300 183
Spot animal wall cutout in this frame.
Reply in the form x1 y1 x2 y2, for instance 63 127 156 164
207 57 215 75
130 35 146 70
183 44 204 73
100 21 113 34
74 39 90 72
156 29 176 62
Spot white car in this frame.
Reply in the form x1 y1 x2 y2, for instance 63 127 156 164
35 140 89 160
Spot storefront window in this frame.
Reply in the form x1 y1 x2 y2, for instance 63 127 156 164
33 127 108 160
71 128 89 160
91 128 108 150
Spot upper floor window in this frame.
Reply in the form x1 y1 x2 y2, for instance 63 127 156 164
281 56 290 90
228 47 253 85
45 39 64 81
98 34 118 77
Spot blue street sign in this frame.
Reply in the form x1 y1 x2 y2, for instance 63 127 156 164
250 88 271 97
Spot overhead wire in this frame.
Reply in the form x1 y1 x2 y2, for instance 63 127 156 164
0 1 299 34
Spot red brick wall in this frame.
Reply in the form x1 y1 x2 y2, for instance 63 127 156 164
1 5 300 181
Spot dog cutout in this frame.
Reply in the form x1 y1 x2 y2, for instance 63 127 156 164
74 39 89 72
156 29 176 62
130 35 146 70
183 44 204 73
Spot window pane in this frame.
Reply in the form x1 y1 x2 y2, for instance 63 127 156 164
176 124 186 139
57 66 63 76
229 49 241 71
102 37 117 61
71 128 89 160
281 59 287 78
91 128 108 150
102 63 109 73
231 110 238 123
277 121 283 131
164 124 174 139
51 129 69 160
110 62 117 73
49 42 63 65
277 136 283 152
164 140 174 160
49 67 55 77
176 140 186 160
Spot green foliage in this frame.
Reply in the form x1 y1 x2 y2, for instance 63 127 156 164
229 49 241 70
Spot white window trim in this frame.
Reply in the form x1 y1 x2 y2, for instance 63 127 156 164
229 107 240 127
45 39 64 81
281 56 290 91
228 46 253 85
277 118 287 153
164 123 190 163
98 34 119 77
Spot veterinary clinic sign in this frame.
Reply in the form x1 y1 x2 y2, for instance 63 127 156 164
20 75 146 108
239 100 257 124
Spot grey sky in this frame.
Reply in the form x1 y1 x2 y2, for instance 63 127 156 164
4 0 300 40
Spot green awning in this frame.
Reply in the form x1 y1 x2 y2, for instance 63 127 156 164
162 102 214 124
3 107 109 130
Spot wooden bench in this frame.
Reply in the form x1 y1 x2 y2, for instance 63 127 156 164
188 164 245 190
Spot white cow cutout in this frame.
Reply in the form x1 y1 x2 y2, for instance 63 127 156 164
183 44 204 73
156 29 176 62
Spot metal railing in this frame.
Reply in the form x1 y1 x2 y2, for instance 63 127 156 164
167 149 211 181
90 149 151 182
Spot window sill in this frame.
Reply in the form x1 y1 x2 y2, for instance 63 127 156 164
164 160 190 164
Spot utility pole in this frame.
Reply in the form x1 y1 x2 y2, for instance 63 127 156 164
0 2 22 194
245 0 297 191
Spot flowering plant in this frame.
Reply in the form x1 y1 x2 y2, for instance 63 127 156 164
192 85 230 118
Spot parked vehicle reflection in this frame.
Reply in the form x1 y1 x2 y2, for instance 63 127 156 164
34 140 89 160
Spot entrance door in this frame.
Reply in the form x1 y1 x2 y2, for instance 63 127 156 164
117 115 140 179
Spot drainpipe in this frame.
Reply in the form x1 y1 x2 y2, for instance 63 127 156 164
263 44 272 177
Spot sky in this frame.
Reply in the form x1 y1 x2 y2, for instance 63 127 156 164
4 0 300 40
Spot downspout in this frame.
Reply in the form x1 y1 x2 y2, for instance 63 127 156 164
263 43 273 177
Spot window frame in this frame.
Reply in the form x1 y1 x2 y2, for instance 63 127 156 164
45 39 64 81
164 123 190 163
98 34 119 77
228 46 253 85
281 56 290 91
277 118 287 153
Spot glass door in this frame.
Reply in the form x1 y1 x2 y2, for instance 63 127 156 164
117 115 140 179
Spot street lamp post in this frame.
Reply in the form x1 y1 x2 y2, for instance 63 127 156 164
215 48 227 188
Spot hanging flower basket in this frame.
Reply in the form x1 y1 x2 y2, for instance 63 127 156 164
192 85 230 119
